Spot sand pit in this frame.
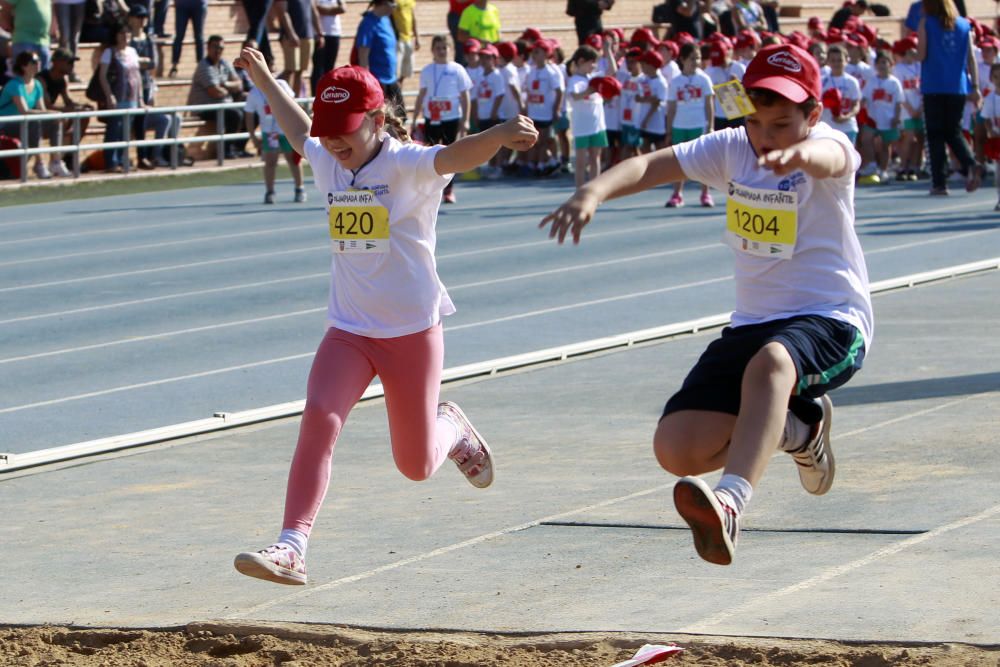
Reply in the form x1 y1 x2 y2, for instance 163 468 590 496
2 623 998 666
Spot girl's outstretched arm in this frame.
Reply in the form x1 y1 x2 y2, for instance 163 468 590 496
434 115 538 175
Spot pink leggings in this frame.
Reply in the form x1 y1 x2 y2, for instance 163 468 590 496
283 324 451 535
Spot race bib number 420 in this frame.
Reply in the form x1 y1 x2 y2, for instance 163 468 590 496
328 190 390 253
724 182 798 259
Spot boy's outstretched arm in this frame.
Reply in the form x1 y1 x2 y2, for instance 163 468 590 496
540 148 687 245
757 137 851 179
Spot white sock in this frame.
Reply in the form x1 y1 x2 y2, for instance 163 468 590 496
780 411 812 452
278 528 308 559
714 473 753 515
436 413 460 456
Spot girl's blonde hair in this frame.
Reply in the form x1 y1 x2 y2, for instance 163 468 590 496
368 102 411 143
922 0 958 30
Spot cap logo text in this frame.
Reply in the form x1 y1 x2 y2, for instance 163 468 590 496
766 52 802 73
321 86 351 103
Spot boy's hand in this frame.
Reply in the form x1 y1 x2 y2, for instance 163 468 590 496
498 115 538 151
234 47 272 89
758 145 808 176
539 189 600 245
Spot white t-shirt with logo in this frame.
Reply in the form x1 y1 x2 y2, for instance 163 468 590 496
499 62 521 120
604 65 629 131
634 72 669 134
474 68 506 120
466 64 484 93
418 62 473 122
981 90 1000 131
620 70 641 127
863 74 903 130
668 71 714 131
846 61 872 91
245 79 295 136
821 72 862 134
892 61 921 119
525 63 565 122
672 122 872 349
706 61 747 118
303 136 457 338
568 73 606 137
661 60 681 82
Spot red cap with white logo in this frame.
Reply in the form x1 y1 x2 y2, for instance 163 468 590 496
742 43 821 104
310 66 385 137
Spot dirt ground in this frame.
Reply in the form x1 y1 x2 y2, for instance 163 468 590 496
2 622 998 667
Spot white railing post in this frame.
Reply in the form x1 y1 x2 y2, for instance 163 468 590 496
19 119 28 183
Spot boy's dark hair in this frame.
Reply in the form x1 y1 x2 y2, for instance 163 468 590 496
679 42 698 61
874 49 892 64
747 87 820 116
12 50 37 76
208 34 225 45
827 43 848 59
514 40 530 57
571 45 599 64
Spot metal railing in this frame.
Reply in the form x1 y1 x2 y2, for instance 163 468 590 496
0 98 313 183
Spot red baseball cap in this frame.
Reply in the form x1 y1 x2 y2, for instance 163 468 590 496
497 41 517 61
310 66 384 137
585 33 603 50
742 43 822 104
808 16 824 29
658 39 679 57
825 27 844 43
520 27 543 42
675 31 696 45
592 75 622 100
640 50 664 68
625 46 644 59
464 38 482 54
977 35 1000 50
630 27 656 45
479 43 499 58
735 29 761 48
709 42 730 66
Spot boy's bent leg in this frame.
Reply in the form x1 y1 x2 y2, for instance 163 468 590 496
654 410 735 476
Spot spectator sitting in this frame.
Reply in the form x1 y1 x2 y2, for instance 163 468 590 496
39 47 92 174
0 50 62 178
128 3 177 168
1 0 54 70
188 34 249 159
355 0 402 116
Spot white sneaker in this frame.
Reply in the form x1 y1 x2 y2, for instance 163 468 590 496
234 544 307 585
33 161 51 179
439 401 494 488
49 159 71 177
788 395 835 495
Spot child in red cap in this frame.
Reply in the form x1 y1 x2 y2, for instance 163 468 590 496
891 37 923 180
231 48 538 585
524 39 566 175
541 44 871 566
665 42 715 207
634 49 670 154
705 40 748 131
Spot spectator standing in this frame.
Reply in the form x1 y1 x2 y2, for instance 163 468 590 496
40 46 91 172
151 0 169 38
311 0 343 94
663 0 704 41
1 0 53 70
732 0 766 32
355 0 401 116
446 0 473 66
98 22 142 172
0 50 59 177
188 34 249 158
566 0 613 46
241 0 275 65
830 0 867 30
918 0 980 195
392 0 418 90
52 0 86 67
276 0 319 96
168 0 207 77
457 0 500 47
129 4 177 168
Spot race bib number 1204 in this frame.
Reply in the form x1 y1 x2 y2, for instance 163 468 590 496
723 182 798 259
328 190 390 253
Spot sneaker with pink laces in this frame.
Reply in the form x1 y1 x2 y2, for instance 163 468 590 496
439 401 494 488
234 544 307 585
700 191 714 207
665 193 684 208
673 476 740 565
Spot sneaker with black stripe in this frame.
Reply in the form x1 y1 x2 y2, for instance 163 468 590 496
673 476 740 566
787 394 835 495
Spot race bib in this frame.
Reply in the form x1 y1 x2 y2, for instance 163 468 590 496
428 97 453 122
328 190 390 253
714 80 756 120
528 93 544 105
724 182 798 259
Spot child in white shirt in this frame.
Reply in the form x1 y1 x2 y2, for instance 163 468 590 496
665 42 715 207
567 45 608 186
244 76 306 203
860 51 903 181
981 63 1000 209
892 38 923 180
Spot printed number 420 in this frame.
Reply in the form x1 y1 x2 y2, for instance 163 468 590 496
333 210 375 236
733 207 780 236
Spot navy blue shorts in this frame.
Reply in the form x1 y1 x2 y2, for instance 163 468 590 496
662 315 866 425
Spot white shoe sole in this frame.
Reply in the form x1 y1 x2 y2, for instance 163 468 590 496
441 401 494 488
673 476 734 566
233 552 307 585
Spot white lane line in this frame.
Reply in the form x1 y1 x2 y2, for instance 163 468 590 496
225 483 676 620
678 392 998 633
865 227 998 254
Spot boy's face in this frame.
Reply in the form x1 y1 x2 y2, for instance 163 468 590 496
640 61 657 76
875 57 890 77
745 97 821 155
983 47 997 64
531 48 547 66
809 45 827 66
481 54 495 71
682 51 700 71
827 49 845 73
990 67 1000 90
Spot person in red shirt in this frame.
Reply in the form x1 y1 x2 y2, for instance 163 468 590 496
448 0 475 66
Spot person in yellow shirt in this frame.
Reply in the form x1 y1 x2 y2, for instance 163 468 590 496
457 0 500 47
392 0 420 88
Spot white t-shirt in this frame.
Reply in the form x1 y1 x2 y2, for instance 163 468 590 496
863 74 903 130
466 64 484 92
846 61 872 92
668 71 714 131
620 71 642 127
673 123 872 349
568 73 605 137
499 63 521 120
418 62 473 123
516 63 530 101
981 90 1000 131
525 63 565 122
474 68 506 120
821 72 862 134
661 60 681 82
605 66 630 131
315 0 342 36
706 61 747 118
303 136 457 338
634 72 669 134
244 79 295 136
893 61 921 119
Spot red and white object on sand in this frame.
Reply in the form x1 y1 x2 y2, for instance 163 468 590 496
609 644 684 667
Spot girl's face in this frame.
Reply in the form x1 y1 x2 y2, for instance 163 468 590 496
990 67 1000 90
984 47 998 65
531 48 548 66
810 45 827 66
481 54 495 71
319 114 385 170
576 58 596 75
115 29 128 48
828 49 845 73
432 40 449 63
640 61 657 77
626 57 640 75
467 52 480 67
657 47 673 64
875 57 890 77
682 50 700 73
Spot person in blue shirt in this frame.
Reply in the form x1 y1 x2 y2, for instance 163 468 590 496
917 0 980 195
355 0 402 116
0 50 61 179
